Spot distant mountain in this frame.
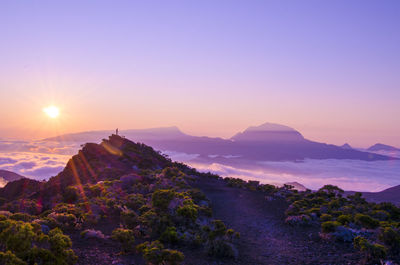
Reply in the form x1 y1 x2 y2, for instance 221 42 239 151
344 185 400 205
45 126 188 142
284 181 308 192
43 123 395 162
366 185 400 204
367 143 400 152
0 170 25 182
340 143 353 150
231 122 304 142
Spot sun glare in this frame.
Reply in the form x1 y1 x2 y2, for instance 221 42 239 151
43 106 60 118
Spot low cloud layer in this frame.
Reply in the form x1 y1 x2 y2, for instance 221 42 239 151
0 151 71 180
188 159 400 192
0 140 81 180
0 140 81 155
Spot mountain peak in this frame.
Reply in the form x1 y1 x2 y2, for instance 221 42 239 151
341 143 353 150
245 122 296 132
231 122 304 142
368 143 400 152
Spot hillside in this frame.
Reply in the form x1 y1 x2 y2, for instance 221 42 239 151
361 185 400 205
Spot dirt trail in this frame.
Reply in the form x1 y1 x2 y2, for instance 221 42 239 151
194 177 360 265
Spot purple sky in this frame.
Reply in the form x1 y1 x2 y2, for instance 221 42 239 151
0 0 399 147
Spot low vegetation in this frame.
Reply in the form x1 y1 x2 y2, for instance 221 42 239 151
222 177 400 264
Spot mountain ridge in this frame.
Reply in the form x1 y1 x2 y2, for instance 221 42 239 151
42 123 396 162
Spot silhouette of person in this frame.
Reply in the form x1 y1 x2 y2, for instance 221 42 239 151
116 128 119 135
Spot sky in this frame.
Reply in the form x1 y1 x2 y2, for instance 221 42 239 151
0 0 399 147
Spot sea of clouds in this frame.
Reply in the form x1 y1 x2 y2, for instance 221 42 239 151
0 140 80 180
187 159 400 192
166 152 400 192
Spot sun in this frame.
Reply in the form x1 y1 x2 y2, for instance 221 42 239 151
43 106 60 118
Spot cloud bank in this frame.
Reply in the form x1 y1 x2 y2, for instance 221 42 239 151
188 159 400 192
0 139 79 180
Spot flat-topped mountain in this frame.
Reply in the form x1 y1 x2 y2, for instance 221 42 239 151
368 143 400 152
231 122 305 142
43 123 395 161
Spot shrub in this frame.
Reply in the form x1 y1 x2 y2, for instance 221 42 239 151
111 228 135 253
126 194 146 210
353 236 386 264
136 240 184 265
176 204 198 221
321 221 340 233
285 215 312 226
0 251 26 265
354 214 379 229
120 209 138 229
160 227 179 244
63 186 80 203
206 239 238 259
208 220 227 240
378 227 400 254
320 214 332 222
48 228 78 264
9 213 34 222
0 220 36 255
371 210 390 221
337 214 352 225
152 190 175 210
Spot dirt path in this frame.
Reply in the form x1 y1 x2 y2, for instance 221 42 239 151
193 177 360 265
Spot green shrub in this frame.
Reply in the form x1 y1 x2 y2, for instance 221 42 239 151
48 228 78 264
378 227 400 254
0 251 26 265
136 240 184 265
320 214 332 222
160 227 179 244
354 214 379 229
9 213 34 222
208 220 227 240
321 221 340 233
353 236 386 264
111 228 135 253
152 190 175 210
176 204 198 221
121 210 138 229
337 214 352 225
126 194 146 210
